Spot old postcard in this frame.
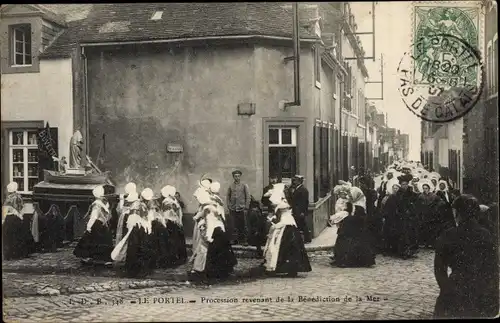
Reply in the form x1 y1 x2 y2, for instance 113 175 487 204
1 1 498 321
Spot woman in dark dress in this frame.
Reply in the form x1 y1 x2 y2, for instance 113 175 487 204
112 190 155 278
246 196 268 258
115 182 137 246
415 179 442 248
73 185 114 265
189 185 237 281
158 185 187 268
262 183 311 277
382 174 419 259
143 188 167 269
37 203 65 252
331 192 375 268
434 194 498 318
2 182 35 260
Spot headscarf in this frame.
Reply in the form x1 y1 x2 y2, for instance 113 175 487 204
349 186 366 210
418 178 435 193
386 178 401 194
333 183 351 195
436 180 449 192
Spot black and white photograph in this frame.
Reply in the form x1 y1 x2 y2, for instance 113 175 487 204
1 1 498 321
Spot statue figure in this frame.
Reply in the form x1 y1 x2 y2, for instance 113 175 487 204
59 156 68 173
70 130 84 169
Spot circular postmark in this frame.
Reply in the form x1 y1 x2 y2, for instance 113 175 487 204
397 33 483 123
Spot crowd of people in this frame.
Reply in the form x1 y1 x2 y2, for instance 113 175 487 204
328 160 498 318
2 170 312 282
2 161 497 317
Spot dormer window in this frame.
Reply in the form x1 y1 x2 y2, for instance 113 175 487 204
11 24 32 66
151 11 163 20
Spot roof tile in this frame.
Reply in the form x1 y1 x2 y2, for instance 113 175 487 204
41 3 317 59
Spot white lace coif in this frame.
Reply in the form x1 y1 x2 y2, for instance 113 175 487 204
7 182 18 193
141 188 154 201
126 192 139 202
93 185 105 198
125 182 137 195
161 185 176 198
210 182 221 194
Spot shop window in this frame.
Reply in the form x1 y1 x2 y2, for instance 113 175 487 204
269 127 297 183
9 130 39 192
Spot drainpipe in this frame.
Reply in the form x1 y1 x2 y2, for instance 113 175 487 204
284 2 301 108
81 47 90 155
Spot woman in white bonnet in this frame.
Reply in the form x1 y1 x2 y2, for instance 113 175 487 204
189 182 237 282
115 182 137 246
261 183 311 277
331 187 375 268
2 182 35 260
115 189 155 277
73 185 114 265
158 185 187 268
146 187 168 270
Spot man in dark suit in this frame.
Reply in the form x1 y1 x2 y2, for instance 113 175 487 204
376 171 394 211
290 175 311 243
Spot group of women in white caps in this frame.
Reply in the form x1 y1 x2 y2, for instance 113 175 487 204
2 171 311 281
188 175 311 280
2 181 71 261
73 182 188 278
328 159 495 266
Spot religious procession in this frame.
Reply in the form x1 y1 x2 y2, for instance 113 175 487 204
2 158 498 318
2 170 313 282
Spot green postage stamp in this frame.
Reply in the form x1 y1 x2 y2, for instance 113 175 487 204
397 1 485 123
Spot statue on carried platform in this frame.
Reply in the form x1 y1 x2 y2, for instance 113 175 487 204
70 130 84 169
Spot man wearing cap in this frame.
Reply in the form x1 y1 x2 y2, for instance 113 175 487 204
290 175 311 243
227 170 251 245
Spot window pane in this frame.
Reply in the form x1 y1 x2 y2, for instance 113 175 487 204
13 148 24 163
269 128 279 145
25 27 31 43
280 147 297 179
269 147 281 179
281 129 292 145
13 163 24 177
15 41 24 53
28 164 38 177
27 132 38 145
28 178 38 191
12 131 24 145
15 54 24 65
14 178 24 192
28 148 38 162
14 29 24 41
24 42 31 56
25 54 32 65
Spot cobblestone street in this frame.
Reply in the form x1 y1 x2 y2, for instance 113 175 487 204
3 249 444 321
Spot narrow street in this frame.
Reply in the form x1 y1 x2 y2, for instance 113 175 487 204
3 250 440 321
